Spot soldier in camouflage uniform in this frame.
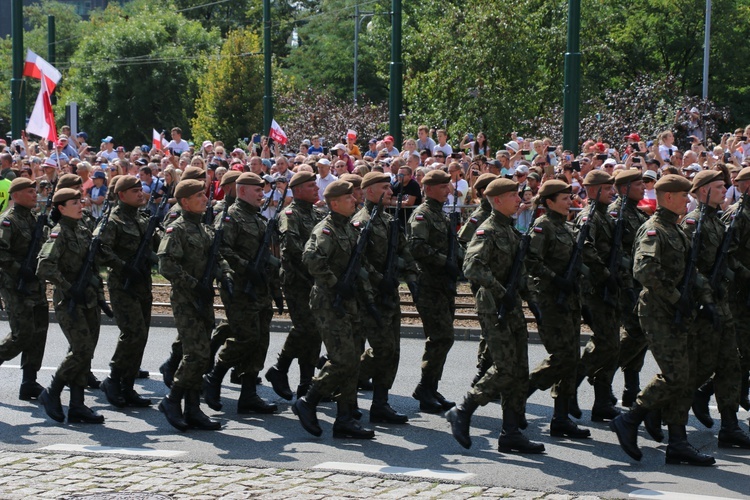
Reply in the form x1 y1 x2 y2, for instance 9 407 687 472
682 170 750 449
265 172 324 400
611 174 715 466
203 173 279 415
525 180 590 439
157 179 233 432
292 180 377 439
37 188 105 424
97 175 156 409
0 178 49 401
446 178 544 454
408 170 463 414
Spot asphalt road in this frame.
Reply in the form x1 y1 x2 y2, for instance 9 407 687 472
0 322 748 499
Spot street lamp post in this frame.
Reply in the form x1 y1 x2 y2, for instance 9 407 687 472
353 3 375 104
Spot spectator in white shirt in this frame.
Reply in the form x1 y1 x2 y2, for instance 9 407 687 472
433 129 453 157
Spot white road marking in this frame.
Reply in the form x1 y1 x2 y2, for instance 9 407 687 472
630 489 741 500
40 444 185 458
314 461 474 481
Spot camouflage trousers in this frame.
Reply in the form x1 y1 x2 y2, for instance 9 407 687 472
109 288 152 379
359 299 401 390
415 285 456 383
731 299 750 373
0 288 48 371
311 305 360 404
171 295 215 391
216 289 273 379
54 301 101 387
278 284 321 368
469 309 529 413
579 292 620 386
637 316 696 426
618 291 648 372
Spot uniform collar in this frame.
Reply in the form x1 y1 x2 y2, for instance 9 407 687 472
238 198 259 215
60 215 79 228
547 210 566 223
330 211 350 226
491 209 514 226
427 197 445 211
118 201 140 217
480 197 492 212
182 211 203 223
655 206 680 223
293 199 314 211
14 204 32 217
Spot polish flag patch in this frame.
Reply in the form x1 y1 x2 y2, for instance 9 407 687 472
581 217 588 222
533 227 543 233
50 232 58 238
1 220 10 227
647 230 657 236
322 227 331 235
166 227 174 234
415 214 424 221
169 212 178 219
353 221 361 227
610 211 618 217
476 229 485 236
285 209 293 215
224 216 231 222
685 218 696 225
470 217 478 224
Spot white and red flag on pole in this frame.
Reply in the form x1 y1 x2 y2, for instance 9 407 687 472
27 75 58 143
153 129 163 151
269 119 288 145
23 49 62 93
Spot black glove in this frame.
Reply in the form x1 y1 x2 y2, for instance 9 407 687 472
367 302 383 327
581 304 594 326
273 294 284 314
334 279 354 299
445 260 460 280
528 301 542 326
552 274 574 293
220 275 234 298
700 303 721 330
406 280 420 304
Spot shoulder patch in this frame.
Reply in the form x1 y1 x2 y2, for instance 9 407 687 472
533 226 543 233
1 220 10 227
415 214 425 221
685 218 696 225
169 212 178 219
469 217 478 224
582 216 588 222
609 211 618 217
476 229 485 236
353 220 361 227
322 227 331 235
224 216 231 222
50 232 59 238
285 209 293 215
166 227 174 234
646 229 657 236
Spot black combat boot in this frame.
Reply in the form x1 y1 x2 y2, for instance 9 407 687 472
86 371 101 389
19 367 44 401
497 409 545 454
159 348 181 388
67 385 104 424
691 380 714 428
609 403 648 461
39 375 66 423
332 402 375 439
445 395 479 449
432 380 455 410
550 397 590 439
568 371 586 419
412 378 442 413
718 409 750 449
296 362 315 399
621 369 641 408
184 390 221 430
238 372 278 414
292 386 324 436
159 385 188 432
591 381 621 422
643 410 664 442
740 372 750 412
665 424 715 466
202 363 230 411
120 377 152 407
101 368 127 408
265 355 294 401
370 384 408 424
136 368 149 379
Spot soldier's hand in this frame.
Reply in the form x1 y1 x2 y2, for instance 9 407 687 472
220 275 234 298
552 274 574 293
581 305 594 326
367 302 383 327
528 301 542 326
444 260 460 280
273 294 284 314
406 280 420 303
700 303 721 330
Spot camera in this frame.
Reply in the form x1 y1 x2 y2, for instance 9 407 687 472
743 136 748 141
571 160 581 172
632 157 641 164
520 149 530 155
547 146 556 152
596 153 608 161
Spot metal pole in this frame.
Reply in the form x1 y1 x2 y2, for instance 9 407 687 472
562 0 581 154
11 0 24 138
262 0 273 134
702 0 711 141
48 15 56 105
388 0 402 145
354 3 359 104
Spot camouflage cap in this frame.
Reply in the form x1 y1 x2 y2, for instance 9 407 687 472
52 187 81 204
654 174 692 192
339 173 362 188
289 171 316 188
582 169 614 186
735 166 750 182
474 173 498 192
114 175 141 193
236 172 264 186
57 173 83 189
422 169 451 186
483 178 518 197
690 169 723 194
360 172 391 189
182 166 206 180
219 170 241 187
323 179 353 199
174 179 205 199
8 177 36 194
614 168 642 186
538 179 571 198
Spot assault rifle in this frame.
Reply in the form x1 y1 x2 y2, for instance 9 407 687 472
203 186 215 225
709 188 748 300
380 175 407 308
602 183 631 307
123 187 171 291
497 217 536 323
445 183 461 294
675 189 711 326
17 180 57 295
194 201 232 313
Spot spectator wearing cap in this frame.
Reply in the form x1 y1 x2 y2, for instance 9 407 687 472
262 175 291 220
40 157 59 184
57 135 80 160
364 138 379 159
99 137 118 162
636 169 658 215
527 172 541 196
345 130 361 160
333 159 349 178
432 130 451 158
315 158 336 203
88 171 108 218
330 143 354 171
378 136 398 157
675 106 704 143
201 140 214 156
416 125 437 153
514 164 530 191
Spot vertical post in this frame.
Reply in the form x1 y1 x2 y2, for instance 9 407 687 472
354 3 359 104
48 15 56 105
11 0 24 138
262 0 273 135
702 0 711 140
388 0 402 145
562 0 581 154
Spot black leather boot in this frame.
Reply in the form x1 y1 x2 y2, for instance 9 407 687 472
86 371 101 390
202 363 230 411
432 379 455 410
296 362 315 399
643 409 664 442
665 424 715 466
718 409 750 449
445 395 479 449
740 371 750 412
101 368 126 408
159 348 181 388
497 409 545 454
292 386 323 436
591 381 621 422
265 355 294 401
550 397 590 439
332 402 375 439
370 384 408 424
609 403 648 461
412 379 442 413
621 369 641 408
68 385 104 424
39 375 66 423
159 385 188 432
238 372 278 414
569 371 586 419
184 390 221 430
19 367 44 401
121 377 152 407
691 379 714 428
136 368 149 379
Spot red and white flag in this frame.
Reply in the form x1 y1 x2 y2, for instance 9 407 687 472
23 49 62 93
152 129 162 150
269 119 288 145
347 129 357 140
27 76 58 143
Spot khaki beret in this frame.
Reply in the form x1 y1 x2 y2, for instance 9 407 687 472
9 177 36 194
690 170 723 194
236 172 264 186
219 170 241 187
182 166 206 180
538 180 572 198
323 179 353 199
114 175 141 193
614 168 642 186
736 167 750 182
422 169 451 186
339 173 362 188
654 174 692 192
57 174 83 189
583 169 614 186
289 171 317 188
474 173 498 192
52 187 81 204
361 172 390 189
174 179 205 199
483 178 518 197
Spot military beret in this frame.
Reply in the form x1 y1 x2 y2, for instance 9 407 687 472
57 173 83 189
174 179 205 199
654 174 692 192
690 169 723 193
340 173 362 188
483 178 518 197
736 166 750 182
361 172 390 189
289 171 316 188
538 180 572 198
236 172 264 186
52 187 81 204
614 168 642 186
422 169 451 186
219 170 241 187
9 177 36 194
474 173 498 192
114 175 141 194
323 180 353 199
583 169 614 186
182 166 206 180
